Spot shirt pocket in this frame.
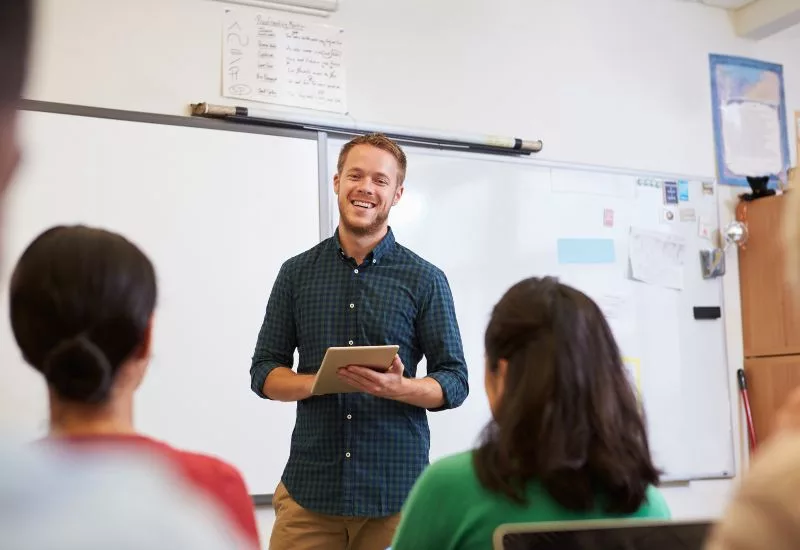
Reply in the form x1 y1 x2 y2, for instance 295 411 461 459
362 290 417 350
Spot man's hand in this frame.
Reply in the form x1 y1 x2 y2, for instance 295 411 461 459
337 355 408 399
337 355 446 409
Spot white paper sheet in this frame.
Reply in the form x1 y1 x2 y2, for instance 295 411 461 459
222 9 347 113
721 101 783 177
628 227 686 290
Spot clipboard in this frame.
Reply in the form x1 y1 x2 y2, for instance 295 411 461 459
311 345 399 396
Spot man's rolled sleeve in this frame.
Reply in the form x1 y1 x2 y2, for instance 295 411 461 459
250 262 297 399
417 269 469 412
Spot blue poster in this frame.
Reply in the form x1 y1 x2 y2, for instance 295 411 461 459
709 54 789 188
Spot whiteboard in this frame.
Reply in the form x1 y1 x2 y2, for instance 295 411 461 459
0 107 320 496
326 140 736 482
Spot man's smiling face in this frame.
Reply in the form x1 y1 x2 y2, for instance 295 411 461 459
334 144 404 237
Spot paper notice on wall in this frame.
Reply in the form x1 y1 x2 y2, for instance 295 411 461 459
593 290 633 324
222 9 347 113
720 101 783 177
628 227 686 290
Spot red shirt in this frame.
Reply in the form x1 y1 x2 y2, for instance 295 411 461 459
51 434 260 548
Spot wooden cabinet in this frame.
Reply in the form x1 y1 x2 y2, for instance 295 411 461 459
738 195 800 357
738 192 800 444
744 356 800 442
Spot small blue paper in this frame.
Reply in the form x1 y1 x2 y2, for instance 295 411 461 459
678 180 689 201
557 238 616 264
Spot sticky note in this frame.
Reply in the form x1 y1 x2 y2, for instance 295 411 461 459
678 180 689 201
557 238 616 264
698 217 712 240
603 208 614 228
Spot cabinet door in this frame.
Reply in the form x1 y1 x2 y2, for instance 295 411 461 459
738 195 800 356
745 355 800 443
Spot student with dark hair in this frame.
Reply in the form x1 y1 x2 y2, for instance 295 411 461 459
9 224 261 548
391 276 670 550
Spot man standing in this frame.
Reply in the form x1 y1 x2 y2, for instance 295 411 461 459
251 133 469 550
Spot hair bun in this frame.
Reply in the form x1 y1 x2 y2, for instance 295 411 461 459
42 334 113 404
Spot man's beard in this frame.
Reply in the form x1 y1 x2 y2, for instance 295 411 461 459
340 203 390 237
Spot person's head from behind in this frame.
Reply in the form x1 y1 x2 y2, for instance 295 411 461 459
476 276 659 513
0 0 33 198
334 133 406 237
10 225 157 424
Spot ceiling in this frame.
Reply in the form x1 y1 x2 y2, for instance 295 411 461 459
675 0 800 38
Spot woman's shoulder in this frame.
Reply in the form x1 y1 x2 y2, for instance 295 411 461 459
417 451 478 487
171 448 248 487
405 450 482 509
112 436 251 500
636 484 672 519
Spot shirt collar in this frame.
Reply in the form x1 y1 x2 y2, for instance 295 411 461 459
334 226 396 264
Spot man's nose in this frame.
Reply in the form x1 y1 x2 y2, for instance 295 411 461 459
356 181 375 195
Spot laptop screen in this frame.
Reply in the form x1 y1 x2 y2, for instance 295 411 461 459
497 520 712 550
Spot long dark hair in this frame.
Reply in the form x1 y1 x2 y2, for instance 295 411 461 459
473 276 660 513
9 225 157 404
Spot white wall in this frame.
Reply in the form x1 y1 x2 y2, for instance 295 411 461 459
25 0 800 539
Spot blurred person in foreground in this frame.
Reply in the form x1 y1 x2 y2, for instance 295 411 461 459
8 224 260 547
0 3 258 549
391 277 670 550
0 442 254 549
0 0 32 212
705 167 800 550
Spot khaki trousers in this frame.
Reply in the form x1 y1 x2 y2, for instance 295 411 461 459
269 482 401 550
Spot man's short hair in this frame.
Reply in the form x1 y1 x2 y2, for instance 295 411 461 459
0 0 33 103
337 133 408 186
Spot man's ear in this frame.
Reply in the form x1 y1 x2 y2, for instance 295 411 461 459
333 173 340 195
393 183 404 206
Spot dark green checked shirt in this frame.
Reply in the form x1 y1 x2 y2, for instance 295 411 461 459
250 227 468 517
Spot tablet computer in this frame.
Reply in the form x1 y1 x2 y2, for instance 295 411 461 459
311 345 399 396
493 518 712 550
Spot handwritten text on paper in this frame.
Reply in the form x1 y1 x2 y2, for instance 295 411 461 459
628 227 687 291
222 10 347 113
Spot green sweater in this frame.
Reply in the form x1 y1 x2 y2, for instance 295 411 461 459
390 451 671 550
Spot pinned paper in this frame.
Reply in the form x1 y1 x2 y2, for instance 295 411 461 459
663 181 679 205
698 218 713 240
678 180 690 201
628 227 686 290
679 207 696 222
557 238 616 264
702 181 715 196
603 208 615 228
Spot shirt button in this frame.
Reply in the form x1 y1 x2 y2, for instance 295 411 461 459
349 303 354 309
346 414 352 420
372 259 377 264
354 269 359 274
348 340 354 346
345 452 351 458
